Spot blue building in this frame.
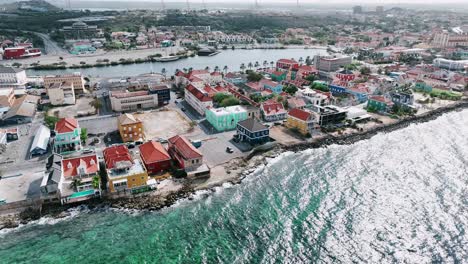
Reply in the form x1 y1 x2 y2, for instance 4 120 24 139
236 118 270 145
329 84 347 95
260 79 283 94
150 84 171 106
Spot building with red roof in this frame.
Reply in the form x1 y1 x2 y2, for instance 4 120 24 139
276 59 299 70
168 135 203 170
184 84 213 116
286 108 316 135
260 99 287 122
53 118 82 154
139 141 171 175
103 145 149 193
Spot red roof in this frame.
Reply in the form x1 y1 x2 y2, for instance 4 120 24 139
261 99 286 115
139 141 171 164
259 79 280 87
103 145 133 169
186 84 212 102
168 135 202 160
189 76 204 83
62 154 99 178
175 71 186 77
246 82 263 91
55 118 78 133
288 108 312 122
277 59 298 64
211 71 222 76
369 95 393 104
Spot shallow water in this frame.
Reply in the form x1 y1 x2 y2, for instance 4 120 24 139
1 110 468 263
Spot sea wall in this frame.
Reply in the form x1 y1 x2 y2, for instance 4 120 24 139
284 100 468 152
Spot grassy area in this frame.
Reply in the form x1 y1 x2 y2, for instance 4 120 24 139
429 89 462 101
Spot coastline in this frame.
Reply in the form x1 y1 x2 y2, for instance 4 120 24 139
1 99 468 231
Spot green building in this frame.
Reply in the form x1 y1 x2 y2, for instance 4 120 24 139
414 81 433 93
53 118 82 154
270 71 287 82
205 106 248 132
367 96 394 112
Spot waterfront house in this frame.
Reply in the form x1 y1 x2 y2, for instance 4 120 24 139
286 108 316 135
224 72 246 85
59 154 101 204
260 99 287 122
391 91 415 107
118 113 144 143
276 59 299 70
103 145 149 193
53 118 81 154
139 141 172 175
205 105 248 132
184 84 213 116
236 118 269 145
347 84 369 103
43 73 86 95
329 84 347 95
367 95 394 113
311 105 348 126
167 135 203 171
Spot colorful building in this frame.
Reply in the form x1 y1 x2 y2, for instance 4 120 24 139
260 99 287 122
167 135 203 171
139 141 172 175
270 71 287 82
205 106 248 132
276 59 299 70
103 145 149 193
367 95 394 112
286 108 316 135
53 118 81 154
414 81 433 93
58 154 101 204
259 79 283 94
236 118 270 145
118 113 144 143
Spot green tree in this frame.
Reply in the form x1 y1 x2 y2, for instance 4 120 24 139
220 97 240 107
360 66 371 75
89 98 102 110
80 128 88 144
247 72 263 82
213 93 230 103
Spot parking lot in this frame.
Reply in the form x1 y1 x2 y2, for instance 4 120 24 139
47 97 97 118
0 118 48 203
135 110 192 140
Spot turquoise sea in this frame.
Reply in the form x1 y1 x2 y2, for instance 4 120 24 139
1 110 468 263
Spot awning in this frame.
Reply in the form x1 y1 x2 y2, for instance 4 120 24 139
112 178 128 184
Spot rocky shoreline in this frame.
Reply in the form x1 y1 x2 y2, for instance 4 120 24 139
1 100 468 232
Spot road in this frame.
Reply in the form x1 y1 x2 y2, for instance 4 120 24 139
33 32 67 56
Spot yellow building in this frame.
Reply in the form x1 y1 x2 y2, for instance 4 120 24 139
286 108 316 135
118 113 145 142
103 145 149 193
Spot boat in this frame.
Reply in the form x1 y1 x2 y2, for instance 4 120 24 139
156 55 180 62
198 47 220 56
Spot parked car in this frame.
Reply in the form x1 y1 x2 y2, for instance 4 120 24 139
226 147 233 153
181 107 186 112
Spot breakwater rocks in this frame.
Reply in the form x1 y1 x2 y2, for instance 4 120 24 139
285 100 468 152
109 185 195 211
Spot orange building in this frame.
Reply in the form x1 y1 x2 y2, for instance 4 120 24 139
118 113 144 143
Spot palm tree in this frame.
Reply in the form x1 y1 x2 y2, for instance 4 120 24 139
188 67 193 72
214 66 220 72
161 68 167 79
270 61 274 68
305 56 311 65
299 57 304 64
70 178 82 191
183 68 188 73
254 61 260 69
205 66 210 72
240 63 246 72
247 62 253 70
223 65 228 73
263 60 268 68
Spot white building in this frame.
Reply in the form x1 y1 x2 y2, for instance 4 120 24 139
433 58 468 71
43 73 86 94
109 90 158 112
0 66 28 93
297 87 330 106
184 84 213 116
47 82 76 106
